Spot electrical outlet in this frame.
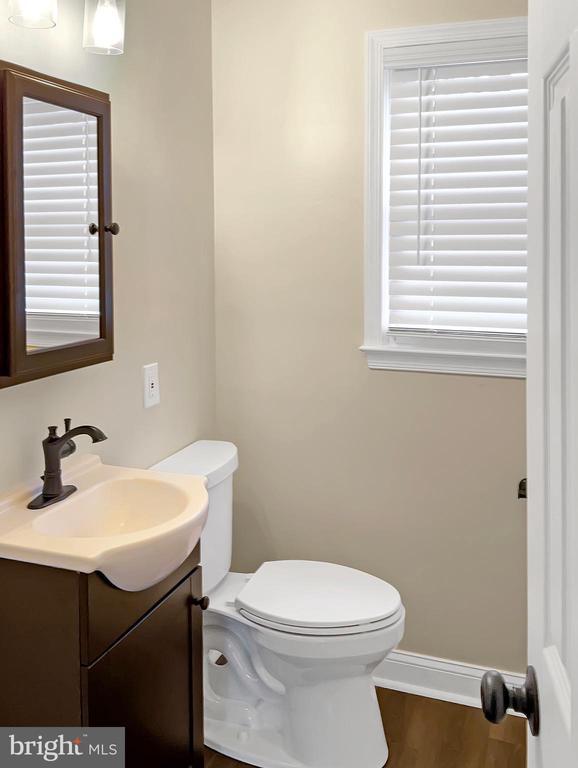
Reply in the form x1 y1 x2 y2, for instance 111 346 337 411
143 363 160 408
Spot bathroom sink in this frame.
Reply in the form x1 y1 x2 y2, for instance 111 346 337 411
34 478 191 538
0 456 209 591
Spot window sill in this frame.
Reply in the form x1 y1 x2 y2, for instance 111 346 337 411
361 333 526 378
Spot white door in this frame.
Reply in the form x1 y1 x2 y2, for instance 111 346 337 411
527 0 578 764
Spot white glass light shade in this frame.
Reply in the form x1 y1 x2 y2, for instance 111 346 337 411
8 0 57 29
83 0 126 55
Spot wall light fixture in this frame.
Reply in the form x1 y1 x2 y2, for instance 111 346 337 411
8 0 57 29
83 0 126 56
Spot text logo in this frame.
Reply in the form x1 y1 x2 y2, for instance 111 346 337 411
0 729 124 766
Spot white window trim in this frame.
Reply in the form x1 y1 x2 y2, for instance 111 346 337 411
362 17 528 378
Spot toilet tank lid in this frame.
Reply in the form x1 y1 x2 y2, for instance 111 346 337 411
152 441 238 488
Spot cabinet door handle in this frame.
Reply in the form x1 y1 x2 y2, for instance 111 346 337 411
89 223 120 236
191 595 210 611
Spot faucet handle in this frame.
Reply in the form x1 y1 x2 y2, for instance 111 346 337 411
60 419 77 460
48 426 58 438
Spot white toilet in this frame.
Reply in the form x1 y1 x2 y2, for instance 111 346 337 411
154 441 405 768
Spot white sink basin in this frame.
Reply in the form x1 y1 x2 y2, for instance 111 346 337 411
34 478 191 538
0 455 209 591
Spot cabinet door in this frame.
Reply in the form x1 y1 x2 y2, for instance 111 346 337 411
85 578 194 767
0 61 115 388
81 550 200 665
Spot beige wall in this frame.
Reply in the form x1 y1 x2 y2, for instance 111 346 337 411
0 0 528 674
0 0 215 493
212 0 528 671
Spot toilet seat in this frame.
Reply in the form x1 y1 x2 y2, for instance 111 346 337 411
238 606 404 636
235 560 402 636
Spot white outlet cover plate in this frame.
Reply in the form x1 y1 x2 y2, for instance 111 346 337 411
143 363 160 408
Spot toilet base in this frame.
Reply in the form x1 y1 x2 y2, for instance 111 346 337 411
206 717 304 768
205 717 388 768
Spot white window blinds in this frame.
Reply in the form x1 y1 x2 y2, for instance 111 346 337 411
23 97 100 348
386 59 528 336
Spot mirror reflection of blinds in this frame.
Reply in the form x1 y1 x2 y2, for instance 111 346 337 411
387 59 528 335
23 98 99 346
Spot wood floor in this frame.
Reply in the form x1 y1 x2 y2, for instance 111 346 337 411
204 689 526 768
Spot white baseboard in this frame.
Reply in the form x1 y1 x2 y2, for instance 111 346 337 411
373 650 526 711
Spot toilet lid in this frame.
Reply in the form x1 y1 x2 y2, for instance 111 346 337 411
235 560 402 631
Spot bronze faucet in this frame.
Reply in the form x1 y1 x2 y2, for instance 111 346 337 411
28 419 107 510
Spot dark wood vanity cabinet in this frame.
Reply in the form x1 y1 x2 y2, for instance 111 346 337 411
0 546 205 768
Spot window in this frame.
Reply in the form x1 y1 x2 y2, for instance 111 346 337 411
363 19 528 377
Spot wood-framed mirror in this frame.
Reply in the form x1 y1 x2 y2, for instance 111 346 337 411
0 62 115 389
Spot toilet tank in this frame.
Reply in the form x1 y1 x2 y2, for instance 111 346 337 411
153 441 238 593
